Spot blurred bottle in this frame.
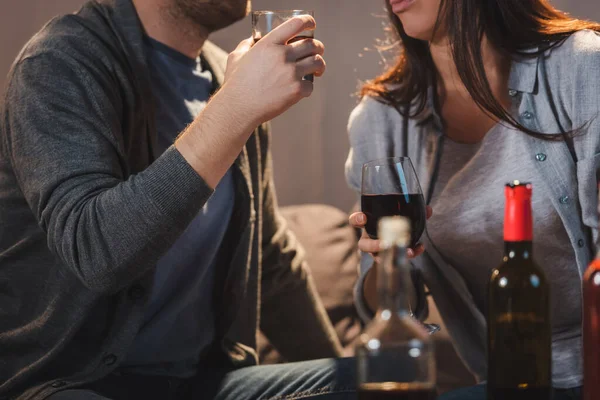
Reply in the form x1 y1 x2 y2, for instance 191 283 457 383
356 216 436 400
583 186 600 400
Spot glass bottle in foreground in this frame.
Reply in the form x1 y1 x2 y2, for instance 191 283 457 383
583 210 600 400
487 181 551 400
356 216 436 400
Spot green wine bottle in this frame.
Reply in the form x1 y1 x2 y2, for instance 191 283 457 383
487 181 551 400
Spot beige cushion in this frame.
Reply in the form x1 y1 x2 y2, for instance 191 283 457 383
258 204 362 363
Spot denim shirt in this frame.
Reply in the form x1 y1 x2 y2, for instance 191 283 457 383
345 30 600 387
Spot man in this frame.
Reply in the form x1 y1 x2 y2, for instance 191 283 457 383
0 0 356 398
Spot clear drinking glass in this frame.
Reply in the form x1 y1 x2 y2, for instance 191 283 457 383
361 156 440 335
251 10 315 81
361 157 426 247
356 216 437 400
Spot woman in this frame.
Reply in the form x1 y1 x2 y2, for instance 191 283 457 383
345 0 600 398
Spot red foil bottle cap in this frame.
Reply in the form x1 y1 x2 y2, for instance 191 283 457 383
504 181 533 242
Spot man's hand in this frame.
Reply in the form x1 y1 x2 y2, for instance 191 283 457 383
348 206 433 258
223 38 253 83
175 15 325 190
220 15 326 126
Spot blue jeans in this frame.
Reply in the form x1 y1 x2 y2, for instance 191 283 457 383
439 384 582 400
46 358 357 400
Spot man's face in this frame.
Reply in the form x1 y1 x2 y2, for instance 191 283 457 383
172 0 251 33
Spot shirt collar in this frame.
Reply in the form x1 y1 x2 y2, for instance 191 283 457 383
508 49 540 94
415 49 541 127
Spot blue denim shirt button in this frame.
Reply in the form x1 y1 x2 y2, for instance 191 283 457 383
509 89 518 97
559 195 570 204
522 111 534 120
535 153 547 162
578 239 585 248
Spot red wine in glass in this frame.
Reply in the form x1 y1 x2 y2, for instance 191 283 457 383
361 193 426 248
361 157 426 248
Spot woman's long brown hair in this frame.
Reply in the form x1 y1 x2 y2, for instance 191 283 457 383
362 0 600 138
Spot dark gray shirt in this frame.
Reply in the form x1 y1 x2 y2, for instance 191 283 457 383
121 38 234 377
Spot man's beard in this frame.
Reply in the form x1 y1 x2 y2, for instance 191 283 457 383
171 0 251 34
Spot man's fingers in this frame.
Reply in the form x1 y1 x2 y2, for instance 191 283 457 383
296 55 326 79
287 38 325 60
262 15 316 45
349 212 367 228
225 38 255 81
296 80 315 98
426 205 433 220
235 37 254 52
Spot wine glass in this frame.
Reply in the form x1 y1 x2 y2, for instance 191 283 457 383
361 157 426 246
361 157 440 334
251 10 315 82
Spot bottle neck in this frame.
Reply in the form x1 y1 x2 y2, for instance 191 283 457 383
377 243 412 315
504 188 533 243
503 241 534 261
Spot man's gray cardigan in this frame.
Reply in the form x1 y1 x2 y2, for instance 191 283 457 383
0 1 341 398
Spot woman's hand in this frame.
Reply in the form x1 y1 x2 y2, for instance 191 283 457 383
349 206 433 258
349 206 433 313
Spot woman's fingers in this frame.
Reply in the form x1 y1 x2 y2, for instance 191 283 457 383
352 212 425 258
408 243 425 258
349 212 367 228
358 236 381 254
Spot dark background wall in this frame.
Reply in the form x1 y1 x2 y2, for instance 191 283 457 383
1 0 597 211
